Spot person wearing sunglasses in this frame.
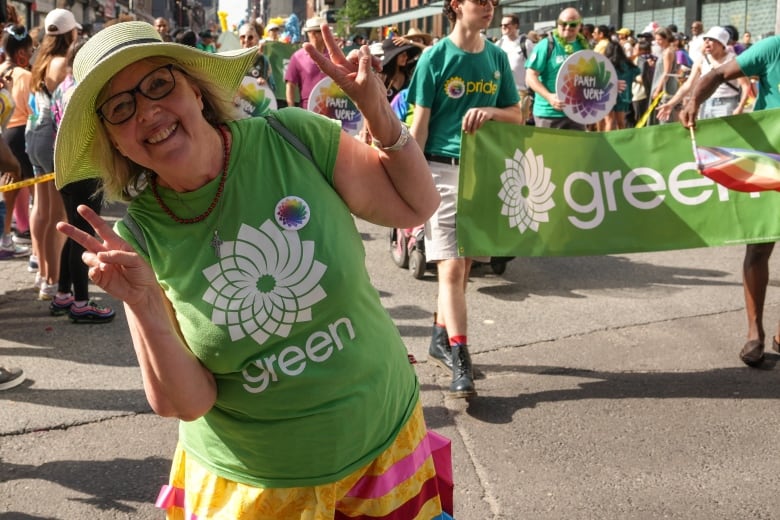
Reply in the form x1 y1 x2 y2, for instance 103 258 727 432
238 22 275 93
525 7 589 130
496 14 534 123
54 21 449 518
408 0 523 399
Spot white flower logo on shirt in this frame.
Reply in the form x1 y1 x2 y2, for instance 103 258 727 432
498 148 556 233
202 219 327 345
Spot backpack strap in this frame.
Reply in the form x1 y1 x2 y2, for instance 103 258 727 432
519 34 528 60
264 113 315 165
122 211 149 256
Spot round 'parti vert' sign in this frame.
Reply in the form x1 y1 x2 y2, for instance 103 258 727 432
307 77 363 136
555 50 618 125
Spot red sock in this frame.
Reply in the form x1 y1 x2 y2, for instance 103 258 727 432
449 335 467 347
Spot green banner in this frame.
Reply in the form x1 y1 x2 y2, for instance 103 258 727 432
457 109 780 257
263 41 300 102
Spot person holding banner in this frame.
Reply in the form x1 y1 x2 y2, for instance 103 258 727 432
657 26 750 123
53 21 449 518
408 0 523 397
680 35 780 367
525 7 589 130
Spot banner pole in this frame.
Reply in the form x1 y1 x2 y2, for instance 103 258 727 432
689 126 702 171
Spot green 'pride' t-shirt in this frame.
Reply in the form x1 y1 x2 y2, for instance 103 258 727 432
408 36 519 158
116 109 419 488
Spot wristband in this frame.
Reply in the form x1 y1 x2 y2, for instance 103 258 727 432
372 123 410 152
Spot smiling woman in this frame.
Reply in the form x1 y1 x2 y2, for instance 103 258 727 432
53 21 450 520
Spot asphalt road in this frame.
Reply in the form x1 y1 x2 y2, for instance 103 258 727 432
2 206 780 519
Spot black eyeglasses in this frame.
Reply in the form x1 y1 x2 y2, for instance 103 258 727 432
97 64 177 125
467 0 500 7
558 20 581 28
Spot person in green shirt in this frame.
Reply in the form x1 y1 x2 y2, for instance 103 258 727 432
525 7 589 129
54 21 451 519
408 0 523 398
196 29 217 53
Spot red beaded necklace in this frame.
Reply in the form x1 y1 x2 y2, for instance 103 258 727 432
150 125 231 224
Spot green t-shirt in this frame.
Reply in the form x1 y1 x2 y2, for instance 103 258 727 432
408 37 519 158
526 35 587 118
116 109 419 488
736 35 780 111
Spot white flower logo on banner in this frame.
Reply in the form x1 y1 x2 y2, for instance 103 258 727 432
498 148 556 233
202 220 327 345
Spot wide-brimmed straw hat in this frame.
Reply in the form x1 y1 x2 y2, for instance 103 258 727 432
54 21 255 188
402 27 432 46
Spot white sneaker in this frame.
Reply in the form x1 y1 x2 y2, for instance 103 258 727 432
39 282 57 301
0 240 30 258
0 366 24 391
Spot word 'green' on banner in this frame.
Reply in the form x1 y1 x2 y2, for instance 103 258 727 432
457 109 780 257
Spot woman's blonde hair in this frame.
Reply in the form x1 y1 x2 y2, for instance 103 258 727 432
93 57 242 201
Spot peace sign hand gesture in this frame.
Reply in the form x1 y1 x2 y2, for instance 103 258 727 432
56 205 160 307
303 24 388 121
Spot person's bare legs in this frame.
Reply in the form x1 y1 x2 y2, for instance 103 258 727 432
2 189 17 237
740 242 774 366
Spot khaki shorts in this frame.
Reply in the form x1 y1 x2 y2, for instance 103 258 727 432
424 160 488 262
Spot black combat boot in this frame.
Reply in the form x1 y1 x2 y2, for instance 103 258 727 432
449 343 476 398
427 315 452 370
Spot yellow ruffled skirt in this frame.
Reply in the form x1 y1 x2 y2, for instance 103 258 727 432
155 401 454 520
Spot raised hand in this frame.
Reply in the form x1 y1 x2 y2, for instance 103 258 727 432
56 205 160 307
303 24 387 117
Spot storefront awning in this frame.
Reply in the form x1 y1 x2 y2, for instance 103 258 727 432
355 3 444 28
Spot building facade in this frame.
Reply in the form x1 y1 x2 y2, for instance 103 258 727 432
363 0 780 41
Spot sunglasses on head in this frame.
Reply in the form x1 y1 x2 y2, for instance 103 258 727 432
466 0 500 8
558 20 581 29
4 25 28 41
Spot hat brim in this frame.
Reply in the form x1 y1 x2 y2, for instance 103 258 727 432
54 43 256 189
403 32 432 46
381 43 420 67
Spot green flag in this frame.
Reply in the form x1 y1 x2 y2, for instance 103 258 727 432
263 41 300 102
457 109 780 257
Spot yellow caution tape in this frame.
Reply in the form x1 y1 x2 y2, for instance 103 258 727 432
635 91 665 129
0 172 55 192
